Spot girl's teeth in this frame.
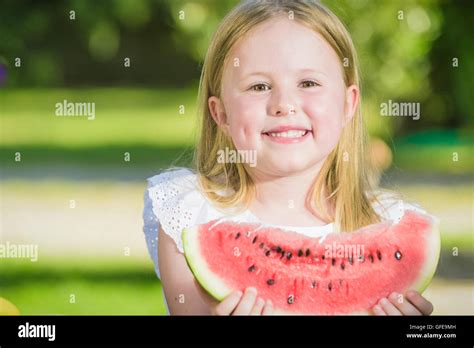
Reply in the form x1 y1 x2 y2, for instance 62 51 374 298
268 130 307 138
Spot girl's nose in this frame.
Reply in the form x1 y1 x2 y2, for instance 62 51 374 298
270 103 296 117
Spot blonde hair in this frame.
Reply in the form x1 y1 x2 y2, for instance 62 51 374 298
193 0 382 232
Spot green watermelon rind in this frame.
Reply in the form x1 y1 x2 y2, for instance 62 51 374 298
412 214 441 294
182 211 441 314
182 226 233 301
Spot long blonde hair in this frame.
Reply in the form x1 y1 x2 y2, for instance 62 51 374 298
193 0 382 232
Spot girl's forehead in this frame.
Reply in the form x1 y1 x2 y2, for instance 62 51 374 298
226 17 341 79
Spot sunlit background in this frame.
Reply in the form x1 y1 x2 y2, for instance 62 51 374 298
1 0 473 315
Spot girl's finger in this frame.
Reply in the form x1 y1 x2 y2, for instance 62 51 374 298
378 297 402 315
249 297 265 315
213 291 243 315
262 300 274 315
232 287 257 315
388 292 422 316
405 290 434 315
371 304 386 316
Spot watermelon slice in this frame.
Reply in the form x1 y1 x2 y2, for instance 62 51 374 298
182 210 440 315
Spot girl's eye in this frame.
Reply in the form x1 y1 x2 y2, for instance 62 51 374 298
250 83 270 92
300 80 320 88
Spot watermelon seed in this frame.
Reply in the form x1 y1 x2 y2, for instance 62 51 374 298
311 281 316 288
331 258 336 266
265 250 271 256
276 246 282 253
259 242 264 249
235 233 241 239
321 255 326 260
377 250 382 260
358 254 365 262
368 254 374 263
267 279 275 286
248 265 256 272
298 249 303 257
287 295 295 304
305 249 311 257
328 282 332 291
348 256 353 265
395 250 402 260
340 263 345 270
280 251 285 259
286 252 293 260
252 236 258 244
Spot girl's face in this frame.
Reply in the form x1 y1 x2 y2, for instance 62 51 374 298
209 16 359 177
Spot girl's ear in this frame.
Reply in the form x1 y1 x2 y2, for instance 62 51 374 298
208 96 230 136
343 84 359 127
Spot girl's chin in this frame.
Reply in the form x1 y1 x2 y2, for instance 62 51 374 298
259 159 317 175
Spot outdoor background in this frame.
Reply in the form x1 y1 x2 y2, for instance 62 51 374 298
1 0 473 315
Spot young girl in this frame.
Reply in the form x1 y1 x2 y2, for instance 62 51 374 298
143 0 435 316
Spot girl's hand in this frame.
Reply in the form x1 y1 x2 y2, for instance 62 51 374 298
194 279 273 315
371 290 434 316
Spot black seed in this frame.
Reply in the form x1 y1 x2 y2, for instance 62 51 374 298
259 242 264 249
248 265 256 272
395 250 402 260
298 249 303 257
377 250 382 261
305 249 311 257
348 256 354 265
252 236 258 244
340 263 345 270
287 295 295 304
328 282 332 291
358 254 365 262
235 233 241 239
331 258 336 266
276 246 282 253
267 279 275 286
369 254 374 263
265 250 271 256
321 255 326 260
311 281 317 288
286 252 292 260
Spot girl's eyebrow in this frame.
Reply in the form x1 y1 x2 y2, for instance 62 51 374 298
241 71 270 79
241 68 327 79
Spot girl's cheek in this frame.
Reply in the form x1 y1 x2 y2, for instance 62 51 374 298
303 95 345 149
228 99 265 149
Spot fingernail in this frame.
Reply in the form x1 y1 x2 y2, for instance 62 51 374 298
373 305 381 312
380 298 389 305
257 297 264 305
235 291 243 297
246 287 257 294
391 292 399 299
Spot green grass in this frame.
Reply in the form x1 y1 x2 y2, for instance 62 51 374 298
0 88 200 147
0 258 167 315
392 144 474 174
441 232 474 253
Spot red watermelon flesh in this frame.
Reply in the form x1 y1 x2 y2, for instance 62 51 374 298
182 210 440 315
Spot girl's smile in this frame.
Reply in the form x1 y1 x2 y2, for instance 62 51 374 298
261 124 313 144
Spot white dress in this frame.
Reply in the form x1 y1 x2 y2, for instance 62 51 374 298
142 167 430 314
